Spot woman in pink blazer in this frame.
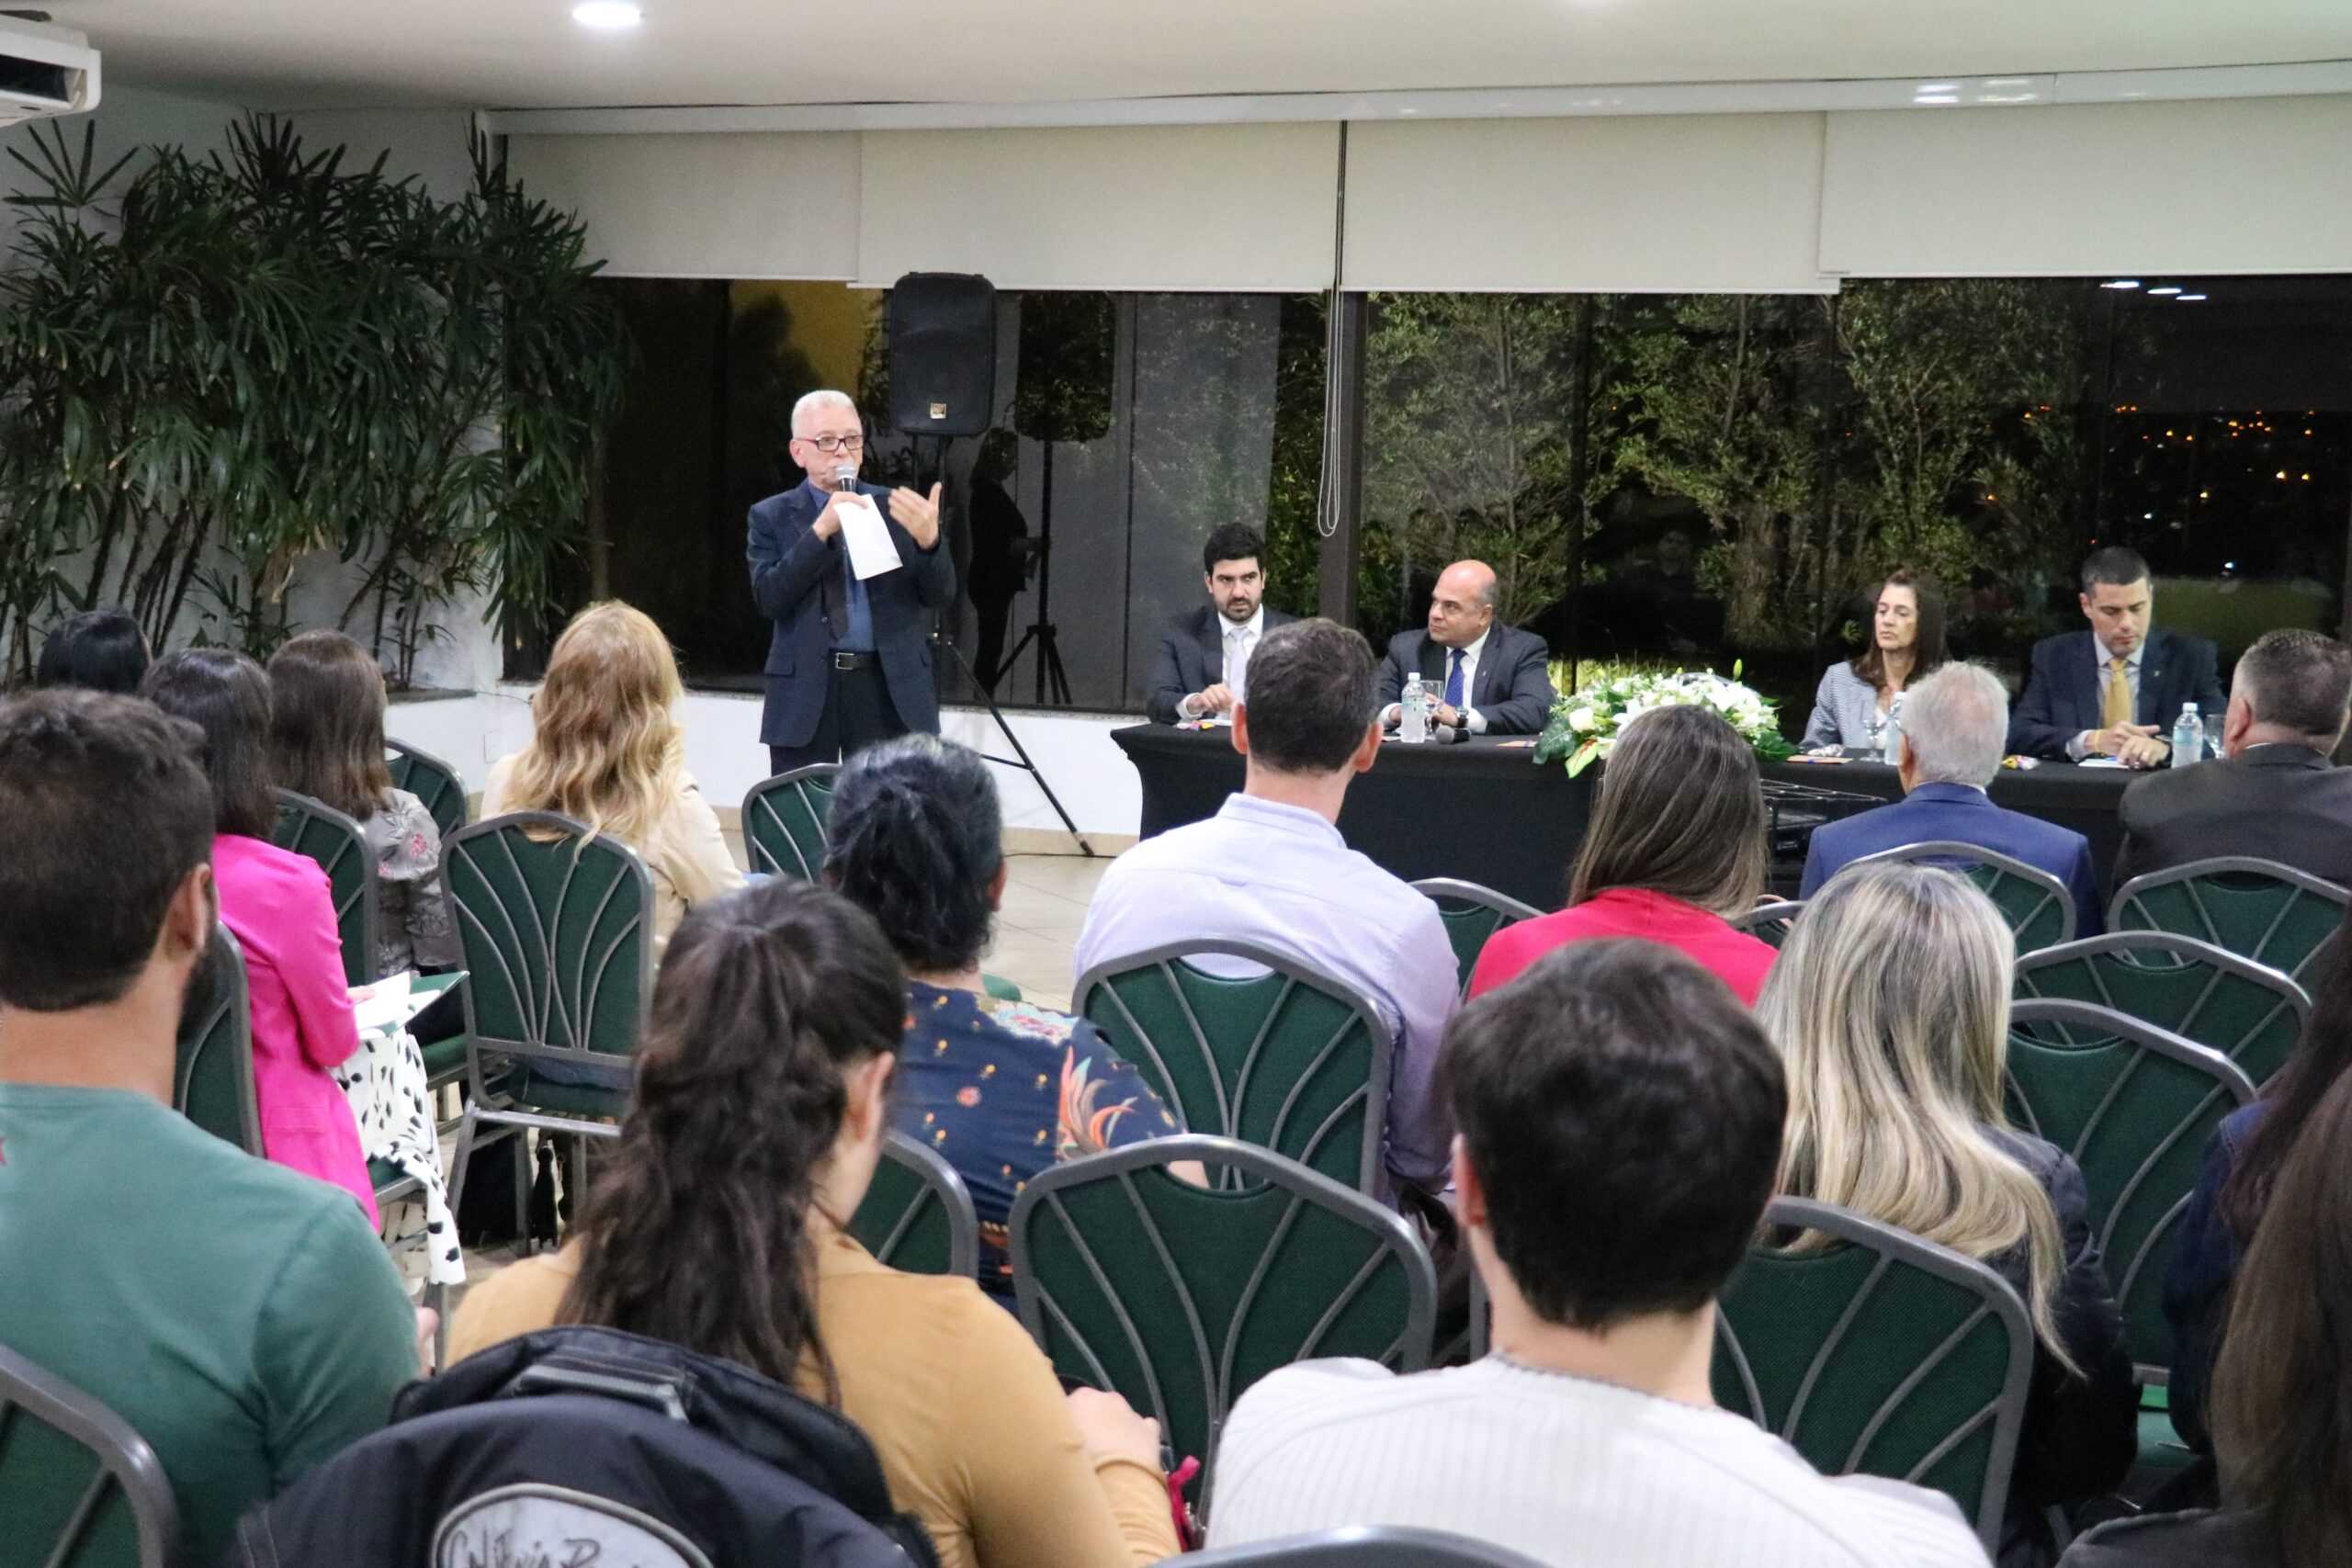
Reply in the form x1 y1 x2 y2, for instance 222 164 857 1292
144 651 377 1224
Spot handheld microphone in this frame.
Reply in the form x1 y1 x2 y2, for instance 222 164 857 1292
832 463 858 494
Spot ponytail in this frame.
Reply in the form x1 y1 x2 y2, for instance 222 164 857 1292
824 735 1003 974
559 879 905 1401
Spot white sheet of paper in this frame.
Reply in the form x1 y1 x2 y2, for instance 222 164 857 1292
836 495 903 581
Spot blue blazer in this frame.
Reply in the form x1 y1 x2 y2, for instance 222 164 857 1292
1798 781 2105 933
746 480 958 750
2007 627 2225 760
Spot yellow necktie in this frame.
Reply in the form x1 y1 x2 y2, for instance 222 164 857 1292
2102 655 2132 728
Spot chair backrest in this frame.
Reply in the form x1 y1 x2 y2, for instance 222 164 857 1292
741 764 840 881
443 812 655 1088
1074 942 1395 1194
268 786 380 986
174 922 261 1156
1185 1528 1550 1568
2015 931 2310 1088
1410 878 1543 996
1713 1195 2034 1554
2109 855 2350 985
2006 998 2258 1377
385 738 470 840
1728 898 1806 950
0 1341 179 1568
848 1132 980 1278
1850 840 2076 953
1011 1136 1437 1518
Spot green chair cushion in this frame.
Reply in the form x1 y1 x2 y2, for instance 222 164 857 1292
980 971 1023 1003
504 1064 632 1121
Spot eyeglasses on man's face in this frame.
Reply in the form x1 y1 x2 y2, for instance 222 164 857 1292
798 432 865 454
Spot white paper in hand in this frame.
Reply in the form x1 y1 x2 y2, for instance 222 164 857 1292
836 495 903 581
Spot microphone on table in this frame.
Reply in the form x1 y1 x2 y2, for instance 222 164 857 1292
832 463 859 494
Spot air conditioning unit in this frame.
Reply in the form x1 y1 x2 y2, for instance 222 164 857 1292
0 16 98 128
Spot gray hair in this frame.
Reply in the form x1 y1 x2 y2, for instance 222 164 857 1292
1899 661 2008 787
790 389 857 439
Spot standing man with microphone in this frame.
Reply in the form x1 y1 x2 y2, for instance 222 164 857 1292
748 389 957 776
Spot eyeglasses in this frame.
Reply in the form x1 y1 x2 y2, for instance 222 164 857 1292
798 433 865 454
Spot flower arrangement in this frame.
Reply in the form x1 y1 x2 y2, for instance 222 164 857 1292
1533 663 1796 776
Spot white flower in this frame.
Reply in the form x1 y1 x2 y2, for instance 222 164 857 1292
1568 706 1595 733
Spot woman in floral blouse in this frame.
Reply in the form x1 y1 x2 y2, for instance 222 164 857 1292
825 734 1193 1294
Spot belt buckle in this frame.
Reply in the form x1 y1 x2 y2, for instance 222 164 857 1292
832 650 863 671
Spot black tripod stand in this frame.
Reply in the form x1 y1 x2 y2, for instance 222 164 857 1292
994 438 1072 705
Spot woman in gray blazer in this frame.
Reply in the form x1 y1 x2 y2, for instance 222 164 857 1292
1801 569 1948 752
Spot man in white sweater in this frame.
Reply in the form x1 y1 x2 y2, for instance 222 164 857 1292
1206 941 1991 1568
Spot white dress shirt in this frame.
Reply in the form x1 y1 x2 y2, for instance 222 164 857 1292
2066 637 2144 761
1179 605 1264 721
1383 628 1493 734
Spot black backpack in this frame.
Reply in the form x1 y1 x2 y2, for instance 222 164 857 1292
229 1326 940 1568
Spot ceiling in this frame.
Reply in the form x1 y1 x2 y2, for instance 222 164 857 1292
43 1 2352 113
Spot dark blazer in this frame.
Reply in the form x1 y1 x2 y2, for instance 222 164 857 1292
746 480 957 750
2057 1509 2273 1568
2116 742 2352 887
1798 780 2105 934
1374 625 1556 736
2161 1101 2262 1455
1143 604 1297 726
2008 627 2225 760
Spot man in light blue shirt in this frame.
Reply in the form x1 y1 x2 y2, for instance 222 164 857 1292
1074 618 1459 1194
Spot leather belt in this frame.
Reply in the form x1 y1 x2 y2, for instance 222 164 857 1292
830 650 878 671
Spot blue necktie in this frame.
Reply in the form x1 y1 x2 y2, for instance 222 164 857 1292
1443 649 1465 710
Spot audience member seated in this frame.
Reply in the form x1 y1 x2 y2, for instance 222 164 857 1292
2162 897 2352 1454
33 604 149 694
1207 941 1987 1568
141 649 378 1221
1373 559 1555 737
823 733 1189 1295
1071 618 1459 1200
1758 862 2136 1565
0 692 418 1564
448 879 1180 1568
2008 547 2224 767
2061 1069 2352 1568
268 629 459 979
2115 627 2352 887
1145 522 1296 726
1801 662 2103 931
482 600 745 954
1470 705 1776 1005
1802 568 1949 753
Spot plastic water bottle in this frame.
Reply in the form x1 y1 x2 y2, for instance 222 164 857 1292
1881 693 1905 764
1400 672 1429 744
2172 703 2204 770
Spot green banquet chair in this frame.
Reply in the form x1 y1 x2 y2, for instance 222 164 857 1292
173 922 262 1157
1728 898 1807 950
268 786 381 986
2014 931 2309 1088
2109 855 2349 987
741 763 839 881
0 1343 179 1568
1850 840 2075 954
384 738 470 841
1411 877 1543 996
848 1131 981 1278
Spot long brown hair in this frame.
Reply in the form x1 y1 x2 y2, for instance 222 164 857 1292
2220 899 2352 1241
1569 705 1766 916
266 630 392 821
1849 569 1949 692
559 879 907 1400
505 602 685 848
2211 1067 2352 1564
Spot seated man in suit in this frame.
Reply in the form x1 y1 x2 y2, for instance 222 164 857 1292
2116 627 2352 887
1803 661 2103 932
2008 545 2225 765
1374 560 1555 736
1144 522 1296 725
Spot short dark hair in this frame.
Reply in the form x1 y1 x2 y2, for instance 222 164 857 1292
1202 524 1265 576
1569 705 1766 915
0 692 214 1010
141 649 277 839
1238 618 1375 774
2236 628 2352 739
1446 941 1786 1330
2082 546 2151 592
823 734 1003 974
35 608 149 695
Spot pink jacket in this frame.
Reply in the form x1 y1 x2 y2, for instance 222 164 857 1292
210 834 378 1224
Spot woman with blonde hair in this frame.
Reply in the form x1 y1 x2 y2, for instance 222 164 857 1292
482 601 743 950
1758 860 2134 1566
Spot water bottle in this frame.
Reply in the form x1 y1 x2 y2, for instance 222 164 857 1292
2172 703 2204 770
1400 672 1429 744
1882 693 1905 764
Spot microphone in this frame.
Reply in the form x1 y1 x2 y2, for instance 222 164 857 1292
832 463 858 494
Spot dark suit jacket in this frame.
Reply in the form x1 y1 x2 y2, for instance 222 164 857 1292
2115 742 2352 887
1143 604 1298 726
1798 780 2104 934
2007 627 2225 760
746 480 957 749
1373 625 1555 736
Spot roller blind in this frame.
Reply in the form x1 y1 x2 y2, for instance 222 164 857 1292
1341 112 1836 294
504 131 861 278
854 122 1340 291
1820 96 2352 277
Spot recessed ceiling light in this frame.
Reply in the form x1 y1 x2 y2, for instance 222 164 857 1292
2147 286 2183 296
2101 279 2142 289
572 2 641 28
2176 294 2207 302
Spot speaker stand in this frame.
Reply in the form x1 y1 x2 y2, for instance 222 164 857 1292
997 437 1073 705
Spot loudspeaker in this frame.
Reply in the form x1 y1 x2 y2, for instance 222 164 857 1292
887 272 998 437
